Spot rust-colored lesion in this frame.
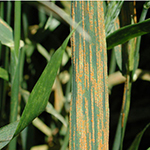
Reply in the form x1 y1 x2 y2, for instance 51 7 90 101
88 3 94 30
70 1 109 149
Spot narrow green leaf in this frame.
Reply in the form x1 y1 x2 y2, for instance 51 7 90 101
0 17 14 48
120 77 132 150
107 18 150 50
112 75 132 150
128 123 150 150
60 128 69 150
14 24 78 136
0 67 9 81
0 23 79 148
9 2 22 149
147 148 150 150
0 121 19 149
112 115 121 150
105 0 124 36
14 1 21 57
20 88 67 127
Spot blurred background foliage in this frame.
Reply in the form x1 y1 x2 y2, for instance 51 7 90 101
0 1 150 150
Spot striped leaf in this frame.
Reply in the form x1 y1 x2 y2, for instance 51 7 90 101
70 1 109 149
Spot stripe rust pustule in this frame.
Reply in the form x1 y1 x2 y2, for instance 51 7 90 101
70 1 109 149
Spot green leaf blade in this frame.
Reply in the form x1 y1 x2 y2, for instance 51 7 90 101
14 25 77 136
107 18 150 50
0 121 19 149
0 17 14 48
15 46 65 136
70 1 109 149
0 67 9 81
128 123 150 150
20 86 67 127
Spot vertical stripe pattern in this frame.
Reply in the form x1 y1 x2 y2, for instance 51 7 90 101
70 1 109 150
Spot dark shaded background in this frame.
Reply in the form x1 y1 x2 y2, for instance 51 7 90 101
0 1 150 150
109 1 150 150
